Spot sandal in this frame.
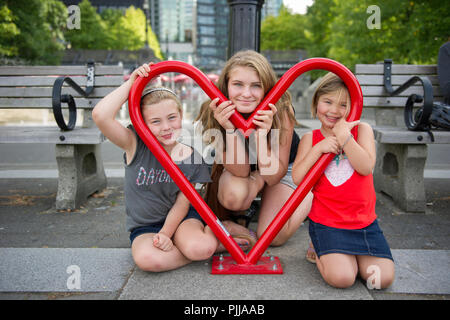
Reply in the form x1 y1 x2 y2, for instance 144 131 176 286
306 242 317 264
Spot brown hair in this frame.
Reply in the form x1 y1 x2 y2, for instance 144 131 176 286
196 50 297 220
195 50 297 146
311 72 350 118
141 86 183 116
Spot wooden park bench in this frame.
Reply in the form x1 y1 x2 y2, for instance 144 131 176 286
0 63 123 209
355 60 450 212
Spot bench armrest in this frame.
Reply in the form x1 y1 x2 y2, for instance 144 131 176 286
52 61 95 131
383 59 434 132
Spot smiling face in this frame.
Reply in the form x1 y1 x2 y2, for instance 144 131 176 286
316 88 350 129
227 66 265 114
142 99 182 148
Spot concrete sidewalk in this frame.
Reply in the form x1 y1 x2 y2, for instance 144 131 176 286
0 176 449 301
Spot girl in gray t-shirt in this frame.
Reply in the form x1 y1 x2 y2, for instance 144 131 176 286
93 64 218 272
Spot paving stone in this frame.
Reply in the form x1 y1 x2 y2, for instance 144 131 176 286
0 248 134 292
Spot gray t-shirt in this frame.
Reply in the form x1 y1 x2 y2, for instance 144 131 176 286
124 127 211 232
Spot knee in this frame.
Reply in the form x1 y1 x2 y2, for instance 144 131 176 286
365 265 395 289
133 252 166 273
219 189 248 211
219 179 251 211
271 234 289 247
379 272 395 289
257 229 288 247
324 269 357 289
182 238 217 261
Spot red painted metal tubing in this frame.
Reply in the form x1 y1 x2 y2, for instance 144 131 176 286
128 59 363 269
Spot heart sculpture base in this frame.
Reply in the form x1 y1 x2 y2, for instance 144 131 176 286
211 255 283 275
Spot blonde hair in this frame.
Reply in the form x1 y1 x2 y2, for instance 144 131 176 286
195 50 297 145
141 86 183 116
311 72 350 118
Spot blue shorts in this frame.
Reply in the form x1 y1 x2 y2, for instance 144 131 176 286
308 219 393 261
129 206 205 245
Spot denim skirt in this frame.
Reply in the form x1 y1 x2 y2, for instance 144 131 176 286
308 219 393 261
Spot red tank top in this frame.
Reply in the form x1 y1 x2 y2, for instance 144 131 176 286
308 128 377 229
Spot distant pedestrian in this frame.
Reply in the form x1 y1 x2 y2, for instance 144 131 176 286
292 72 395 289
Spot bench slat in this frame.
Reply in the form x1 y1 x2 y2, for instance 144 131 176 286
361 85 442 97
0 66 123 76
357 74 439 86
355 64 437 75
373 126 450 144
0 76 123 87
0 126 106 144
363 96 444 107
0 87 120 98
0 97 102 109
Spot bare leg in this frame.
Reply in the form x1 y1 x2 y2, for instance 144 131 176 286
315 253 359 288
357 255 395 289
131 233 191 272
218 169 265 211
173 219 218 261
257 184 313 246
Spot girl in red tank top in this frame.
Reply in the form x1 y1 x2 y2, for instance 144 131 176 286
292 72 394 289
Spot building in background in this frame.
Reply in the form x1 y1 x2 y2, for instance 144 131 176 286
156 0 194 62
194 0 283 71
61 0 286 70
61 0 144 13
193 0 228 71
261 0 283 20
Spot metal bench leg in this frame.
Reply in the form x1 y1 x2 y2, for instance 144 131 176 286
374 143 427 212
55 144 107 210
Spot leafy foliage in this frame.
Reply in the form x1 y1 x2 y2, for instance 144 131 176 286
0 0 163 64
261 0 450 70
1 0 66 64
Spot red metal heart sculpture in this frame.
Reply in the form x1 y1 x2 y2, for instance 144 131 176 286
128 58 363 274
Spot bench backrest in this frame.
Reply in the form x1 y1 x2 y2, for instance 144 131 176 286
0 65 123 127
0 65 123 109
355 63 443 126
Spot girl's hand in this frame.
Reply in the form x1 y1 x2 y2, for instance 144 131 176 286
332 118 360 147
209 98 236 130
128 63 153 84
317 136 340 155
252 103 277 136
153 233 173 251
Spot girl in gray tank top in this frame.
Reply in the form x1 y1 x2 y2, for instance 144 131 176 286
93 63 218 272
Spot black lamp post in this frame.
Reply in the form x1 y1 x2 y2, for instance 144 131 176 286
227 0 265 59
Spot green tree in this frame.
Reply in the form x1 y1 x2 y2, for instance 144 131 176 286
306 0 450 69
261 5 309 50
111 6 163 59
1 0 66 64
64 0 109 49
303 0 336 59
68 3 163 60
0 4 20 57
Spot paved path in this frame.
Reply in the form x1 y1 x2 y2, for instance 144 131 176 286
0 134 449 301
0 176 449 301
